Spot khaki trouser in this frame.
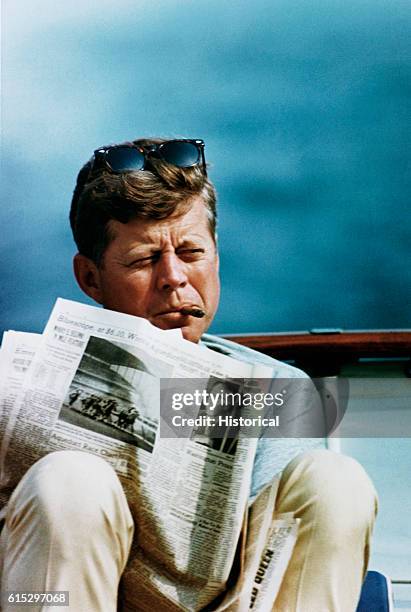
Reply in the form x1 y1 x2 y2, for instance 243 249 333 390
0 449 377 612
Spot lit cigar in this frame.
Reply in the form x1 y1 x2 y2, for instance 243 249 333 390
180 307 206 318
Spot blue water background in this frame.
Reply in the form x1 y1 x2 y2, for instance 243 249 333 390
1 0 410 336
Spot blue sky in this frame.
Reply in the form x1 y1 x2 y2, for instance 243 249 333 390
2 0 410 335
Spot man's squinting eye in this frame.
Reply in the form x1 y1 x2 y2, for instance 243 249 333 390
126 254 160 268
126 248 205 268
176 248 205 259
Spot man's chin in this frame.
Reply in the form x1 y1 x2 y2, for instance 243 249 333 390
180 325 201 343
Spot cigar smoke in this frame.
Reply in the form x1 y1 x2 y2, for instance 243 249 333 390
180 307 206 318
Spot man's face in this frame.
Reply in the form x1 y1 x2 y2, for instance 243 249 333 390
78 197 220 343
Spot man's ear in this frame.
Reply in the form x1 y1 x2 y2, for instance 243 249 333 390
73 253 104 304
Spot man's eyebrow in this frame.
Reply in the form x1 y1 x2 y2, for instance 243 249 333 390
118 232 208 257
119 245 158 259
176 239 205 247
177 232 210 244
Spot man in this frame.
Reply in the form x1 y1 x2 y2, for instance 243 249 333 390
0 138 377 611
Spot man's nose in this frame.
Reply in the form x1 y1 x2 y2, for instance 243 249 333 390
156 252 188 291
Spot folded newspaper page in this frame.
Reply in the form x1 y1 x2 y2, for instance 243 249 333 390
0 298 300 610
0 331 40 514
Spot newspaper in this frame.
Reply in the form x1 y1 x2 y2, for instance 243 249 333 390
0 298 299 611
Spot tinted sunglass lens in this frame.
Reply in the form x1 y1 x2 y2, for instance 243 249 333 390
160 142 200 167
106 147 145 172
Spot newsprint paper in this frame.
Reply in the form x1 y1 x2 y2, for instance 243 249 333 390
0 299 299 611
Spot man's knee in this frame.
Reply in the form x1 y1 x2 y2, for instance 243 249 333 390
2 454 134 602
7 451 129 531
277 449 378 540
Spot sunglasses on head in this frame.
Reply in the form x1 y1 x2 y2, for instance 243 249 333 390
92 138 207 176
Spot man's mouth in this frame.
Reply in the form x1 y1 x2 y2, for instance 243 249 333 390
151 306 206 330
154 305 205 319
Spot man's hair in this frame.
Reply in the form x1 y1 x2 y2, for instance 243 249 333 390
69 137 217 266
